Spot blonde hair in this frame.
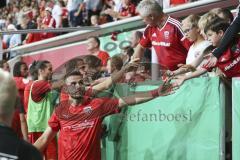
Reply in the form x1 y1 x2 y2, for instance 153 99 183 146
182 14 200 28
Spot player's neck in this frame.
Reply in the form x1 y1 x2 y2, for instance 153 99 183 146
38 76 47 81
157 15 168 29
193 35 205 46
70 98 83 106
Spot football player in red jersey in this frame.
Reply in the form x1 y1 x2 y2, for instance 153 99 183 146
33 69 174 160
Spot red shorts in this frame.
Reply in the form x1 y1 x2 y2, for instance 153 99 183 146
29 132 57 160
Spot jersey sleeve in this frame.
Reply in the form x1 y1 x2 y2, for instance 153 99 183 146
48 111 61 132
99 51 110 66
31 81 51 102
176 24 192 51
14 78 26 91
212 8 240 58
140 27 152 48
92 98 120 117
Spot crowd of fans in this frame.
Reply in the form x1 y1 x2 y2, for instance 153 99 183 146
0 0 239 159
0 0 203 59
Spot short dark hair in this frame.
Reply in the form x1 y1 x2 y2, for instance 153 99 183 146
35 60 51 71
203 45 216 55
13 61 27 77
204 17 230 34
29 61 38 80
111 55 123 71
64 70 82 80
65 58 83 74
88 36 100 47
83 55 102 68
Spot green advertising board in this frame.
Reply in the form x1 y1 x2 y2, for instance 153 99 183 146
100 31 133 57
102 77 225 160
233 78 240 160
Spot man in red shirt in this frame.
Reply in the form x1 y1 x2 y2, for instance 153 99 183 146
27 60 64 160
13 62 29 103
12 61 29 141
33 70 173 160
87 36 110 67
132 0 191 71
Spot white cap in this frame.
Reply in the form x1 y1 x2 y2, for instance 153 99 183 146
7 24 17 31
45 7 52 13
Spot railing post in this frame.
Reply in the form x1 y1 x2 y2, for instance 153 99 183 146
0 34 3 60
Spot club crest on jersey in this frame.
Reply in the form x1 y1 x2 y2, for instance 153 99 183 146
83 106 93 114
164 31 169 39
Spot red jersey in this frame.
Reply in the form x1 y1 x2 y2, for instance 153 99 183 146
13 77 30 104
42 15 56 28
203 38 240 78
140 16 191 71
12 110 22 138
61 8 68 19
48 98 119 160
98 50 110 66
27 80 52 102
24 81 33 114
120 3 137 17
12 96 25 139
13 77 28 139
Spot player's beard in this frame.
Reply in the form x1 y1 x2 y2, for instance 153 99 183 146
69 86 85 99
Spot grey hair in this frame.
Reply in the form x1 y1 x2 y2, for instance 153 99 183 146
0 69 17 116
136 0 163 17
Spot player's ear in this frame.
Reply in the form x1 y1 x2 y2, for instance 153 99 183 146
218 30 224 37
